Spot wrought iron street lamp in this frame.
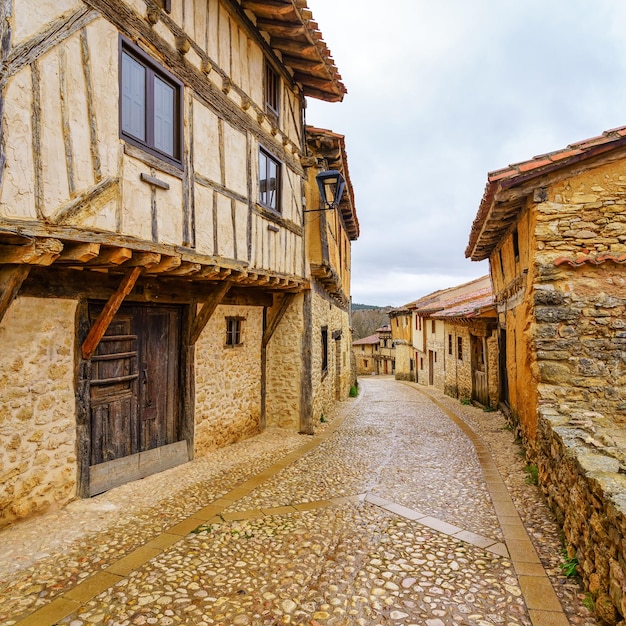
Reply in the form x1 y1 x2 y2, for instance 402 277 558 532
315 169 346 210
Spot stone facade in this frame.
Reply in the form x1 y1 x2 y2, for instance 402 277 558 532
194 304 263 455
466 129 626 624
353 335 379 376
0 297 77 527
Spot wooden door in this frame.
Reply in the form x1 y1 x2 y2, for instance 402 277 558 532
428 351 434 385
471 335 489 406
88 303 184 494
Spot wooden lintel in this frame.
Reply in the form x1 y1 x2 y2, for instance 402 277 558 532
0 265 31 326
263 292 296 348
241 0 294 17
56 242 101 263
190 281 231 344
81 267 142 360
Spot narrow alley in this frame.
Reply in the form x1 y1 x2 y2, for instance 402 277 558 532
0 378 594 626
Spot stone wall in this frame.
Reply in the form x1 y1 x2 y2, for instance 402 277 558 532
0 297 77 528
443 324 471 400
355 348 376 375
311 286 352 424
194 304 263 455
266 293 304 431
487 330 499 408
394 342 414 381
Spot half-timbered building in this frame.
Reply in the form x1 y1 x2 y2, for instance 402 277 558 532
0 0 347 527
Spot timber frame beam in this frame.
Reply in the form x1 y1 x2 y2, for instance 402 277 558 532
263 292 296 348
189 280 232 344
81 267 142 360
0 265 31 326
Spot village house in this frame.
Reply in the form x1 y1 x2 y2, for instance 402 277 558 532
303 126 359 419
352 333 379 376
377 324 395 375
391 275 498 407
0 0 351 528
466 126 626 624
389 306 412 380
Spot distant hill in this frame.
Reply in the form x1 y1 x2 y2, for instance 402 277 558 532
351 306 392 340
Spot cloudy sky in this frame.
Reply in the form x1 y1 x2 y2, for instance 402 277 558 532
304 0 626 306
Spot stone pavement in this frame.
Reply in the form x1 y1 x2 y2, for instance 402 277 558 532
0 377 598 626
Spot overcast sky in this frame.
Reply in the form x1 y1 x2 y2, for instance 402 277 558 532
304 1 626 306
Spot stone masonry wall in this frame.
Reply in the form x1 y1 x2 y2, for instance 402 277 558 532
311 286 352 424
194 304 263 455
529 160 626 623
266 293 304 430
394 342 413 381
443 324 471 401
0 296 77 529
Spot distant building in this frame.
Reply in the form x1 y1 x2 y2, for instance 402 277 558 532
391 276 498 406
376 325 395 375
352 334 379 375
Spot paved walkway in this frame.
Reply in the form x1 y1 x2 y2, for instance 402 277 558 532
0 378 596 625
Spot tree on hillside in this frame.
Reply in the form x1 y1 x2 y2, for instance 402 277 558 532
351 308 390 340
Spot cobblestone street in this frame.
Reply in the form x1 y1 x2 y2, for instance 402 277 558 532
0 378 597 626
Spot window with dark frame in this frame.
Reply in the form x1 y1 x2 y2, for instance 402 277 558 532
364 359 368 368
512 228 520 261
265 61 280 119
225 317 244 347
448 334 453 355
431 320 436 333
259 148 281 211
120 39 182 166
321 327 328 374
457 336 463 361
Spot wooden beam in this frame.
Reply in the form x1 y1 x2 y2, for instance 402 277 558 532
144 255 181 274
87 246 132 266
81 267 142 360
0 238 63 265
257 19 306 39
263 292 296 347
190 281 231 344
241 0 294 17
56 242 100 263
165 262 202 276
0 265 31 326
123 251 161 268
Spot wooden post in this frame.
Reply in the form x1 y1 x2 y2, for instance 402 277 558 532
189 280 231 344
0 265 31 326
81 266 142 360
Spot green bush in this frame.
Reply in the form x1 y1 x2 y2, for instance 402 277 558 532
349 385 358 398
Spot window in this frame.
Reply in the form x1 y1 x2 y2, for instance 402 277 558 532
431 320 436 333
448 334 453 355
418 317 422 331
420 357 424 370
499 250 505 278
457 337 463 361
225 317 244 346
259 148 281 211
321 327 328 373
265 61 280 119
361 346 365 352
120 39 182 165
364 359 368 368
410 359 414 372
512 229 520 261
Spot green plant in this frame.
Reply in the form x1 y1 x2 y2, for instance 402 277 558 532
524 464 539 485
460 397 472 405
320 413 327 423
483 404 496 412
560 548 579 577
582 592 595 611
349 385 358 398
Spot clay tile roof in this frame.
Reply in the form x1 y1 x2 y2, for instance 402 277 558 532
241 0 347 102
402 275 493 319
352 333 380 346
466 125 626 261
306 126 359 240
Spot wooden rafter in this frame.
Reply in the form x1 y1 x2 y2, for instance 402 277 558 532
190 281 232 345
81 267 142 360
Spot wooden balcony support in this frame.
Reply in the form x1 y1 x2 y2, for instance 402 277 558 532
190 280 232 344
0 265 31 326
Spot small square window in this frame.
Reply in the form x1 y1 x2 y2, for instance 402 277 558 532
225 317 244 346
259 148 281 212
120 39 183 166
